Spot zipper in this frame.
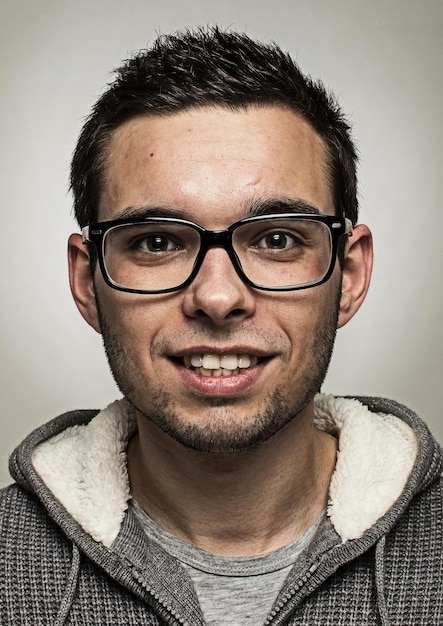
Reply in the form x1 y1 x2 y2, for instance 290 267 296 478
131 557 321 626
130 567 189 626
263 561 321 625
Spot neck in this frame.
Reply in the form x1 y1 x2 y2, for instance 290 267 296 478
128 403 337 556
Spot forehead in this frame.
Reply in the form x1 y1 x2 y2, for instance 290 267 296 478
99 106 333 224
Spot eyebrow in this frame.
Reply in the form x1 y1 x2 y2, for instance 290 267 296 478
111 197 323 223
246 198 322 218
114 205 195 221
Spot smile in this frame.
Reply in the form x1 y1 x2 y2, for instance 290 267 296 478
183 353 259 377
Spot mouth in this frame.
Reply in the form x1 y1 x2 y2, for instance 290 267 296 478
180 353 262 377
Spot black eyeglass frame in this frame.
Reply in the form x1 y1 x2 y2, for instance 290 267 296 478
82 213 353 294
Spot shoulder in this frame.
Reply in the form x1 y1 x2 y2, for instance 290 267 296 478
381 475 443 621
0 483 100 625
391 472 443 540
0 482 72 558
0 482 43 522
0 483 76 619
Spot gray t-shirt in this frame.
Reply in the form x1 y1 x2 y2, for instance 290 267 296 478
131 499 322 626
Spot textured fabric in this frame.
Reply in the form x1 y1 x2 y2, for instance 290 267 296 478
1 396 442 625
131 498 323 626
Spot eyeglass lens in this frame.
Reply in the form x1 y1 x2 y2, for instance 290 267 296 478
102 218 333 291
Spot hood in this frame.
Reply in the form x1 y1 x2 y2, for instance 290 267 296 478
7 395 443 626
9 394 442 549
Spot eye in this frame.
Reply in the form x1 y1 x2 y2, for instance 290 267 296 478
254 230 300 250
136 233 181 252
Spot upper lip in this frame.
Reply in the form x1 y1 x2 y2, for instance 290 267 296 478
169 346 274 358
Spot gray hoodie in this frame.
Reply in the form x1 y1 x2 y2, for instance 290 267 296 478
1 395 442 625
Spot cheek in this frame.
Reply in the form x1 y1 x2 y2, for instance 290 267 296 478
270 280 340 338
95 285 177 347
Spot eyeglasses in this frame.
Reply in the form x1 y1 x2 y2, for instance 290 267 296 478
82 213 352 294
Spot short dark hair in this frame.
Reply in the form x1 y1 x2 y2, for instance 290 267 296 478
71 26 358 228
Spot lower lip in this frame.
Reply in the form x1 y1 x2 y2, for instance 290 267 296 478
177 362 267 396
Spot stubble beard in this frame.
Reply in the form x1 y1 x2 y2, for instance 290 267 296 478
96 294 339 453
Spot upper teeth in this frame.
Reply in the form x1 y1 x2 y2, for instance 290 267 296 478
184 354 258 370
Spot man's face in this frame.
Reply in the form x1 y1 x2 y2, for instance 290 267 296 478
92 106 342 452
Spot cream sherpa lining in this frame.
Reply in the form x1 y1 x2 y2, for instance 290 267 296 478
314 395 417 540
32 400 137 546
32 395 417 547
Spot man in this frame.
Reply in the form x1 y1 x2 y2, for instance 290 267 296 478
1 27 442 626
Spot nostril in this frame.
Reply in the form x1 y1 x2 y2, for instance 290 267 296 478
227 308 247 318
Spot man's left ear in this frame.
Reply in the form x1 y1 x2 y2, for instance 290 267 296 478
337 224 373 328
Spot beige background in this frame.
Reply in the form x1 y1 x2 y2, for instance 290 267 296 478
1 0 442 487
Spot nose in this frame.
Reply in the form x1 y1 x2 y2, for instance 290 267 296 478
181 247 256 325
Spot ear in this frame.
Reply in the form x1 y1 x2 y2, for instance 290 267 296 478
337 224 373 328
68 233 101 333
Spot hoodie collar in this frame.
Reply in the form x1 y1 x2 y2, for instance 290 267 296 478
30 395 419 547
